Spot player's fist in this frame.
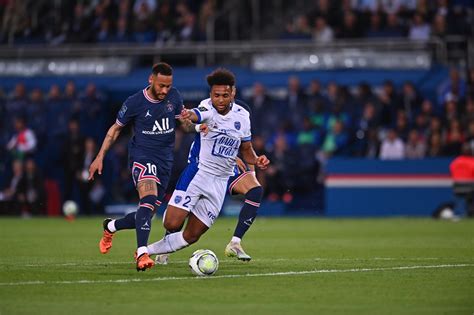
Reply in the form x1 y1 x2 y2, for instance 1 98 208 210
180 109 192 120
235 157 247 173
88 158 103 181
198 123 209 135
255 155 270 170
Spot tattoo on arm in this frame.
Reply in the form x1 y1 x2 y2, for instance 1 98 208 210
179 118 197 133
98 125 121 158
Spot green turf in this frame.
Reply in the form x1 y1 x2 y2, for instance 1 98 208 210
0 217 473 315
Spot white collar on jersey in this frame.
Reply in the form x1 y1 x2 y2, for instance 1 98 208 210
143 86 163 103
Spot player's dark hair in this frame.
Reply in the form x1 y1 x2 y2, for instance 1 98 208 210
152 62 173 76
206 68 235 87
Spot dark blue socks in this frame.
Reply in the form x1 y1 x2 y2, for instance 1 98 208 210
135 195 157 248
233 186 263 239
114 212 136 230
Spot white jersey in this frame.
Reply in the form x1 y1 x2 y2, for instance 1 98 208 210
190 98 251 177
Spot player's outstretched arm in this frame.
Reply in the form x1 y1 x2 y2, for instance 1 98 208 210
88 123 123 180
177 117 209 135
239 141 270 170
180 109 200 122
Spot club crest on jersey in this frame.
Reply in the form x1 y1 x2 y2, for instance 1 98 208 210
234 121 241 130
133 168 140 178
166 102 174 112
174 195 182 204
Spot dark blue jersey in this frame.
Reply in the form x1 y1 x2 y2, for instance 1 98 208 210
116 87 183 168
234 99 252 118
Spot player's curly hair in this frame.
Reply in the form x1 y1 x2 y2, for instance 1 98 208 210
206 68 236 87
152 62 173 76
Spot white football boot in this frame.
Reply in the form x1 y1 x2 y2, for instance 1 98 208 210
224 242 251 261
155 254 169 265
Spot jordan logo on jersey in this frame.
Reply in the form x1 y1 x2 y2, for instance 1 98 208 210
145 110 152 117
142 118 173 135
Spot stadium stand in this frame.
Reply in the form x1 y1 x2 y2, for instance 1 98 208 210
0 0 473 216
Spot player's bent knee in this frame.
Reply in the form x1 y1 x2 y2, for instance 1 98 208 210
139 195 157 212
163 206 188 231
246 186 263 203
182 230 201 244
163 219 183 232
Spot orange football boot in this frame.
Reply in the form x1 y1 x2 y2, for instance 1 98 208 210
99 218 114 254
136 253 155 271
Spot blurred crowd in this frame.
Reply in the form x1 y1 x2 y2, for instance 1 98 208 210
0 0 472 45
281 0 472 42
1 67 474 215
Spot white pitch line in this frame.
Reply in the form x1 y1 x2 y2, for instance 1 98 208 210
0 264 472 287
16 257 461 268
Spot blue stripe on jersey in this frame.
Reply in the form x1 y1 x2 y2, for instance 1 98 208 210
242 136 252 142
188 133 201 164
193 108 202 123
175 162 199 191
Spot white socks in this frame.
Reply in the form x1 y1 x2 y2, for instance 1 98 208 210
147 231 189 255
231 236 241 244
107 220 117 233
136 246 148 257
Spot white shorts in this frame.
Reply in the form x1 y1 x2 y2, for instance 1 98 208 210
168 169 228 227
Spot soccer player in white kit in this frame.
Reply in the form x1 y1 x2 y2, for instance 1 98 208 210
146 68 269 256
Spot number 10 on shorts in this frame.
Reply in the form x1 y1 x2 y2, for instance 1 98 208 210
147 163 157 176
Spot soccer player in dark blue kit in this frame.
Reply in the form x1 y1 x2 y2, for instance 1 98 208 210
88 62 204 271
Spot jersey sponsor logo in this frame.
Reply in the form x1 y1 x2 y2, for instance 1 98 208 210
118 104 127 118
198 106 208 112
211 134 239 158
142 118 174 135
174 195 182 204
153 118 169 131
234 121 241 130
145 110 152 117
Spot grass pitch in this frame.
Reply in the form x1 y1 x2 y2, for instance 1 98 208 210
0 217 473 315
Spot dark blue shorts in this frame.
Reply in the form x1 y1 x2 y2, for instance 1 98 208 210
227 163 254 195
129 155 171 201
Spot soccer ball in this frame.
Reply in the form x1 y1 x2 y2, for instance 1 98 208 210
189 249 219 276
63 200 78 217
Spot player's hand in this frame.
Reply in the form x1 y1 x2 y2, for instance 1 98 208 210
180 109 192 120
88 157 103 181
255 155 270 170
199 123 209 135
235 157 246 173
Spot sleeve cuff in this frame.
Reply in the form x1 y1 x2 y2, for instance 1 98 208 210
192 108 202 123
116 119 125 127
242 136 252 142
